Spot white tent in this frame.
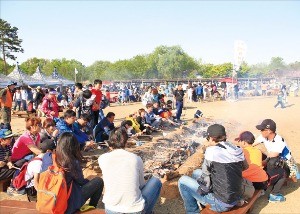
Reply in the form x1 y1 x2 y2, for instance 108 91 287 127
7 64 43 86
51 67 74 86
0 73 14 88
31 65 62 86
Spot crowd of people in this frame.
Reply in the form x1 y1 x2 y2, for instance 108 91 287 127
0 78 299 213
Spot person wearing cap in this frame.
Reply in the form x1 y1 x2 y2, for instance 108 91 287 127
0 129 16 181
23 139 56 201
254 119 296 202
178 124 248 213
39 88 59 118
0 81 17 130
235 131 268 190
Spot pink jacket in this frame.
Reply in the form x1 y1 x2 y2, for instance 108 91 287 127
40 97 59 118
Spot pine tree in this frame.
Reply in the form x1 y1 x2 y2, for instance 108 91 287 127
0 19 24 74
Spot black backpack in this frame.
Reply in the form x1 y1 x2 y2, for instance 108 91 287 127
80 97 92 115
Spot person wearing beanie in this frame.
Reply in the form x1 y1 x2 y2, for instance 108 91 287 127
178 124 248 213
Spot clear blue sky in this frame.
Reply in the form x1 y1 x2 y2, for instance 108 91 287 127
1 0 300 66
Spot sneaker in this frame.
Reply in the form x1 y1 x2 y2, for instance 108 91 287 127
268 193 286 203
6 187 25 196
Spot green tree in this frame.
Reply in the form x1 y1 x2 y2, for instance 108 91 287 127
153 45 198 79
238 62 251 77
87 60 112 81
20 58 49 75
0 19 24 74
248 63 269 77
268 57 287 77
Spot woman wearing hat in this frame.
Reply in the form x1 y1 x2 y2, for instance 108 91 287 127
39 88 59 118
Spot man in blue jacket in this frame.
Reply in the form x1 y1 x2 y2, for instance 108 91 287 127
55 110 95 150
93 112 115 143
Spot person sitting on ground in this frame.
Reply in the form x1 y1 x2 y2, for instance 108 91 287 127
55 110 95 150
152 102 164 116
235 131 268 190
178 124 248 213
11 117 42 168
98 127 162 214
253 119 299 202
54 132 104 214
73 113 93 137
0 129 16 181
121 120 135 137
39 88 59 118
159 104 178 126
126 113 142 134
94 112 115 143
136 108 152 135
24 139 56 201
144 103 162 129
39 118 59 143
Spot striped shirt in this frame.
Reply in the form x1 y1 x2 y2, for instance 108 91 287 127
0 145 12 162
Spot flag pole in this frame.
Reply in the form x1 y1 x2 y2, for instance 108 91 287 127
75 68 77 83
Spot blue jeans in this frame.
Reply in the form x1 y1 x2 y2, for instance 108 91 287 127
176 101 183 120
178 169 232 214
106 176 162 214
98 109 105 121
274 101 285 108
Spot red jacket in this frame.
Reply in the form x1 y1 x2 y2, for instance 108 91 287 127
40 97 59 118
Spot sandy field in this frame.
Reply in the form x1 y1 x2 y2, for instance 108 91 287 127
1 95 299 213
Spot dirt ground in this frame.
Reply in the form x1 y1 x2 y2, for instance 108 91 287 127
1 96 299 213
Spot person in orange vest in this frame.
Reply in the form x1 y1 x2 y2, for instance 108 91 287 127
0 81 17 130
